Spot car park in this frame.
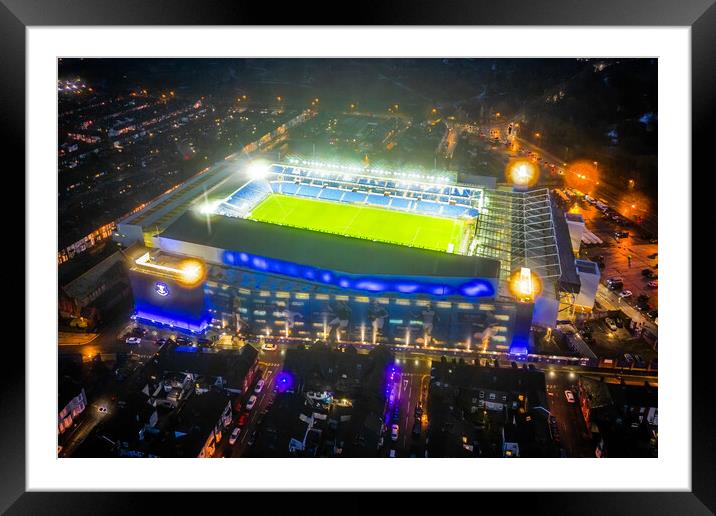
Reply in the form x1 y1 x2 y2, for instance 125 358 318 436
254 379 265 394
229 427 241 445
246 395 258 410
564 390 575 403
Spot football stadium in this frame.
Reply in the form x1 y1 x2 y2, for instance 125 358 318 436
118 159 573 355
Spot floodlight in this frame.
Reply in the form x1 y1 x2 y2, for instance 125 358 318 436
247 161 270 179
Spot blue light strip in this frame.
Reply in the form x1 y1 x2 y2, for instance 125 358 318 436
135 309 210 333
221 250 495 298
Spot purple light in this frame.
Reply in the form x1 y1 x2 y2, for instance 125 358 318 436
275 371 294 393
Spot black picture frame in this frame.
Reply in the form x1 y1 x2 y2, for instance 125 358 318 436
5 0 712 512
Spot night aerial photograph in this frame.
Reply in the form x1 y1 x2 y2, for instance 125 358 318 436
57 58 658 459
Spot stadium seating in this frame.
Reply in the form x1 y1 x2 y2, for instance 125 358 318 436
366 194 390 207
318 188 344 201
342 191 367 204
389 197 410 210
296 185 321 198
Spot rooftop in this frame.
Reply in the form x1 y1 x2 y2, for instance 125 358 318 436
158 210 501 279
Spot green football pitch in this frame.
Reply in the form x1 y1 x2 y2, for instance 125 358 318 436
248 194 467 253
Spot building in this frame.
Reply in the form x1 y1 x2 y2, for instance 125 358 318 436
58 376 87 435
574 259 600 311
577 376 658 457
426 359 555 457
117 161 575 354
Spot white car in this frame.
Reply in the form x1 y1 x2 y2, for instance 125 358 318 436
306 391 331 402
619 290 633 299
604 318 618 331
564 390 575 403
229 427 241 445
261 342 278 351
246 395 257 411
254 379 265 394
125 337 142 345
391 424 399 441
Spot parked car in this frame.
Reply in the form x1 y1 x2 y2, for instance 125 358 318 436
564 390 575 403
641 269 656 278
254 379 265 394
391 424 400 441
237 413 248 427
619 290 633 299
614 316 624 328
247 430 257 447
125 337 142 345
306 391 331 402
647 309 658 320
605 318 618 331
261 342 278 351
246 395 257 411
648 280 658 288
229 427 241 445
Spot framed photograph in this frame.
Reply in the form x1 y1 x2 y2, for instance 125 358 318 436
7 0 712 512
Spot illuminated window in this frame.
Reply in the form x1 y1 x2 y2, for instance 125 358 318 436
259 291 271 297
239 288 251 295
495 314 510 321
316 294 329 300
275 291 290 298
415 300 430 306
335 295 349 301
354 296 370 303
478 304 495 311
253 310 266 316
389 319 403 324
377 298 390 304
295 293 310 300
436 301 452 309
395 299 411 306
458 303 474 310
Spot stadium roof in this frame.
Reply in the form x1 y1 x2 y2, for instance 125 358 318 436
158 211 501 279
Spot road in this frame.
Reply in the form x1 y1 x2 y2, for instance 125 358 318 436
545 373 594 457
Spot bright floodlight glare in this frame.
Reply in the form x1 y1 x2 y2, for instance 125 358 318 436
247 161 270 180
506 158 538 186
508 266 541 302
177 258 206 287
517 267 533 297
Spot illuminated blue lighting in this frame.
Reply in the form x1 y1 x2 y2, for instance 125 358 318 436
459 281 493 297
275 371 294 393
396 283 419 293
220 250 495 298
135 310 209 333
354 280 386 292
